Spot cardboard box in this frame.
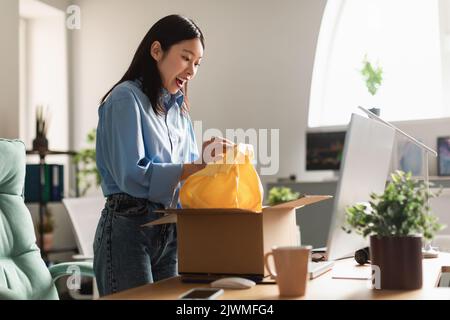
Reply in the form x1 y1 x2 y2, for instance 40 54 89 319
144 195 332 278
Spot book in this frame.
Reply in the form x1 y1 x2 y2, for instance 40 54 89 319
50 165 64 201
25 164 64 203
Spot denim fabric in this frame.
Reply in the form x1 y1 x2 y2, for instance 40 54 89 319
93 193 177 296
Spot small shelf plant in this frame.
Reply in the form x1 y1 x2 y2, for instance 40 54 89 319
73 129 101 196
32 105 51 151
360 55 383 96
268 186 304 206
360 55 383 115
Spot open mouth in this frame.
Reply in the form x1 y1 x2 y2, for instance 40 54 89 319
175 77 185 88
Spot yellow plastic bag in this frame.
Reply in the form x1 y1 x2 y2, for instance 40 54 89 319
180 144 263 212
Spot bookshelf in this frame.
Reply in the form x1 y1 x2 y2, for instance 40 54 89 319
26 149 79 262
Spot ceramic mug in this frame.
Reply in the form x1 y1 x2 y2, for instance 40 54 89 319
264 245 311 297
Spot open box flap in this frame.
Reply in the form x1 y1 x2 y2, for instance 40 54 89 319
265 195 333 210
142 208 256 227
155 208 256 215
142 195 332 227
142 214 177 227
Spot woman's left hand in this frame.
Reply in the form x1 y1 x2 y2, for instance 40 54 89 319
201 136 235 163
180 137 235 181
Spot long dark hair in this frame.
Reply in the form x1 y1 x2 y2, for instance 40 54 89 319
100 14 204 115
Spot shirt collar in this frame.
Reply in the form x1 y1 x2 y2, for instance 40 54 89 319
161 87 184 110
134 78 184 110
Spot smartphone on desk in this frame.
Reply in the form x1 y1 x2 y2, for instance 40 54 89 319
179 288 224 300
438 267 450 287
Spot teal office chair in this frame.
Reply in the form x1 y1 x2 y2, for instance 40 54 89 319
0 139 94 299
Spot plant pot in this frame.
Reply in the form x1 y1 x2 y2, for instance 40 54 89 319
32 135 48 152
368 107 380 116
370 235 423 290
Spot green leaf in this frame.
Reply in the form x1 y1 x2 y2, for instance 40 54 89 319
74 128 101 194
360 55 383 96
343 170 445 239
268 187 303 206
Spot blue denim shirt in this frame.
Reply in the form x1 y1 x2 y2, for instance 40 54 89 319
96 79 199 208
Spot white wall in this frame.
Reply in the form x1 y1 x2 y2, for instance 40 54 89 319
399 0 450 177
0 0 19 139
1 0 70 141
19 18 27 142
69 0 327 186
19 0 69 151
25 16 69 151
440 0 450 113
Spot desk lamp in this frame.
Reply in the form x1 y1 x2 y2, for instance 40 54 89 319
358 106 439 258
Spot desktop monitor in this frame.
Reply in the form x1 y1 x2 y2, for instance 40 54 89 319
325 113 395 261
306 131 346 171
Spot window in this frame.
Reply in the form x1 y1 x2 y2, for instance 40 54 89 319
20 0 71 194
309 0 445 127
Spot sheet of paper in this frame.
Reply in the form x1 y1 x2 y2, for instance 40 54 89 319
331 264 371 280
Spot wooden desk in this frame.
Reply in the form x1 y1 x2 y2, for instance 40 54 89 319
103 253 450 300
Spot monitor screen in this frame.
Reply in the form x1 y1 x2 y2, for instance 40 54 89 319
306 131 346 171
326 114 395 261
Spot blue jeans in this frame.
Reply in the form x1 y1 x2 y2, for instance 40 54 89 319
93 193 178 296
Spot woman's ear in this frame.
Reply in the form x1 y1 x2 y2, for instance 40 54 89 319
150 41 163 61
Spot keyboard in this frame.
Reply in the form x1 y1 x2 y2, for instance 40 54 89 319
308 260 334 279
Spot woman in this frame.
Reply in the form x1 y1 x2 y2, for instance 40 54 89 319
93 14 231 296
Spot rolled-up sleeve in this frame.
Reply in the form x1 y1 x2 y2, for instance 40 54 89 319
103 87 182 207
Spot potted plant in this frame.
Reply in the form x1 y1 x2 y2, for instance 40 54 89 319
73 129 101 196
344 171 445 290
268 186 304 206
360 55 383 116
32 105 51 152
